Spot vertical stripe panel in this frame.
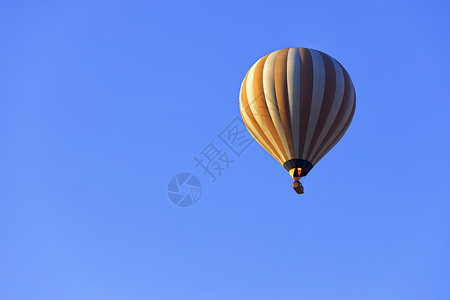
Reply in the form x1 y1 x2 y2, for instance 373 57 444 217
305 52 337 159
286 47 301 159
309 57 345 159
274 48 295 158
240 91 283 163
309 63 353 163
311 70 355 164
302 49 326 158
297 48 314 158
240 66 284 163
253 55 289 162
312 96 356 165
247 59 284 159
263 51 292 159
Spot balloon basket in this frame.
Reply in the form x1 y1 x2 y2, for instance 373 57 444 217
293 180 304 194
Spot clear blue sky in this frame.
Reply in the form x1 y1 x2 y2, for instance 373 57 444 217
1 1 449 299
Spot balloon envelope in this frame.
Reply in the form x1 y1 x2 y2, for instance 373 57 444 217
239 47 356 180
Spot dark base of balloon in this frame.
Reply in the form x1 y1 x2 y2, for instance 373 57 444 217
283 159 314 176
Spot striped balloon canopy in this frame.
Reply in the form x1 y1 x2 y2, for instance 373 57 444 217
239 47 356 194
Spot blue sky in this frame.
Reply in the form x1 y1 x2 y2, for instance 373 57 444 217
1 0 449 299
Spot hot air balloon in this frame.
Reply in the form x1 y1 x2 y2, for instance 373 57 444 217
239 47 355 194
